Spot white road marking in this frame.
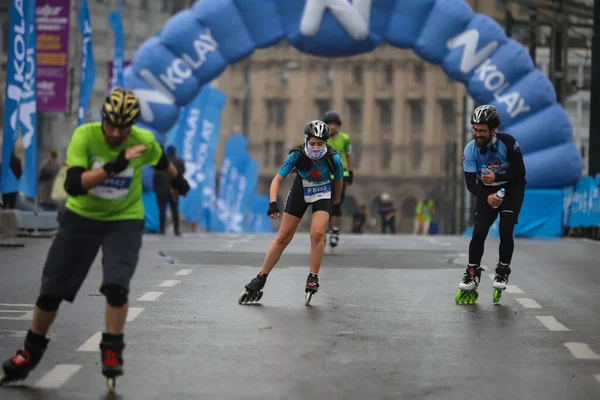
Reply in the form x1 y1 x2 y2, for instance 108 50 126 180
488 273 495 280
34 364 82 389
175 269 193 276
516 298 542 308
77 331 102 352
158 280 181 288
0 329 27 337
137 291 163 301
505 285 524 293
0 310 33 320
594 374 600 384
440 242 451 247
535 316 570 331
564 343 600 360
126 307 144 322
0 303 35 307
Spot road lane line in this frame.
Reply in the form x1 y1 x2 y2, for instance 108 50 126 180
34 364 82 388
137 292 163 301
564 343 600 360
535 316 570 331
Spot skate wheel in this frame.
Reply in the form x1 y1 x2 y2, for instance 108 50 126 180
238 291 247 304
305 291 313 306
456 291 478 304
493 289 502 303
238 290 263 304
107 377 116 392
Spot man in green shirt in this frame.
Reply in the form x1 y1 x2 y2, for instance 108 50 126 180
323 110 353 251
0 87 190 389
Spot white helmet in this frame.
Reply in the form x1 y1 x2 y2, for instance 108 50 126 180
304 120 330 140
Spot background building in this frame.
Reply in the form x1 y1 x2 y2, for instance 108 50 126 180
0 0 593 234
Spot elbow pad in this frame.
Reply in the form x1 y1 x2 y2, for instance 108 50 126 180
64 167 88 196
153 150 170 171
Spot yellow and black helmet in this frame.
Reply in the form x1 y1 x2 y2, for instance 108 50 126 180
101 86 141 126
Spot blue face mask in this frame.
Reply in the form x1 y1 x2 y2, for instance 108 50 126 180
304 136 327 160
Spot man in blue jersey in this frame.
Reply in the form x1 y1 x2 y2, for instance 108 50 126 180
457 105 527 302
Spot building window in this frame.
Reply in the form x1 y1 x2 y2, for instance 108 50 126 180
274 141 285 165
266 99 287 129
414 61 424 84
384 64 394 86
319 67 333 86
377 100 393 130
408 100 424 133
439 99 456 133
277 63 289 87
352 139 362 169
315 99 331 119
352 65 363 85
381 139 392 170
496 0 507 11
408 100 424 170
346 100 363 128
264 139 271 167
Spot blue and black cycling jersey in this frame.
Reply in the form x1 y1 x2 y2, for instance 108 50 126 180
462 132 526 199
278 151 344 182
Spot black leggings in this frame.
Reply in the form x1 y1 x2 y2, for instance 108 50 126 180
468 185 525 266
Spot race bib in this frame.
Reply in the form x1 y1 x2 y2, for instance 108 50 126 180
302 179 331 203
89 161 134 200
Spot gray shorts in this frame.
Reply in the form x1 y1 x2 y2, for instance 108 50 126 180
40 209 144 302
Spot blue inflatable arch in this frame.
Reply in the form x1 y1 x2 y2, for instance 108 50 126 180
125 0 582 188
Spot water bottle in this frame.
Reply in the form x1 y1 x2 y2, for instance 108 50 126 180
481 168 491 176
492 188 505 209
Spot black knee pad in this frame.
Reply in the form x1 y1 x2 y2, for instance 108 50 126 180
332 202 342 217
100 284 128 307
36 295 62 312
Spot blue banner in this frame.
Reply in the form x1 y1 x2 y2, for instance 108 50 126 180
589 175 600 227
164 86 226 228
77 0 95 126
568 177 595 228
562 185 574 229
19 0 37 198
229 158 259 233
176 86 211 223
1 0 36 195
246 194 273 233
211 135 249 233
108 0 124 88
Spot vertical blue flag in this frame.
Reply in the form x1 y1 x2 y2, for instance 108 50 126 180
77 0 95 126
177 87 210 222
231 159 259 233
196 88 226 229
1 0 36 195
108 0 124 88
246 194 273 233
212 135 249 232
19 0 37 198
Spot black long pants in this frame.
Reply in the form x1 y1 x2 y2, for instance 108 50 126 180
157 195 180 236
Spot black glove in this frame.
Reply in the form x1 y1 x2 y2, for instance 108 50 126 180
103 151 129 176
267 201 280 216
171 173 190 196
347 170 354 186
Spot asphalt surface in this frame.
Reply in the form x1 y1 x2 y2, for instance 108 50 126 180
0 232 599 399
